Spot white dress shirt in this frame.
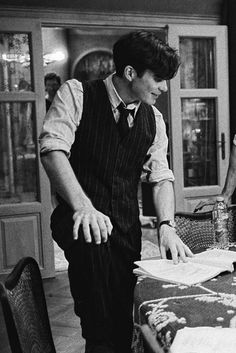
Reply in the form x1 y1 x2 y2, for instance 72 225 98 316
39 74 174 183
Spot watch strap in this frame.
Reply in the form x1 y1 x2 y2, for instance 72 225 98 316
159 220 176 229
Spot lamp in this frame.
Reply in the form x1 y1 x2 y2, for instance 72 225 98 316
43 51 66 66
1 50 66 67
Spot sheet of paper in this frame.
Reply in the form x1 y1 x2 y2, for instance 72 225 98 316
191 249 236 271
170 327 236 353
134 259 223 285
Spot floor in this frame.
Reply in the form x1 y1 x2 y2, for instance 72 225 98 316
44 271 85 353
0 222 159 353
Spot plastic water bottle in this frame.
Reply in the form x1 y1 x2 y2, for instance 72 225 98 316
212 196 229 249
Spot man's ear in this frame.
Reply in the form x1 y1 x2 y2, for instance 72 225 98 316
124 66 137 81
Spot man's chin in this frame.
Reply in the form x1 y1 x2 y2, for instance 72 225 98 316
141 97 155 105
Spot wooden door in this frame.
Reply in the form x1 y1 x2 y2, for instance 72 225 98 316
168 25 230 212
0 18 54 278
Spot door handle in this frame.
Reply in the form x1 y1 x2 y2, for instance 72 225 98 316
217 133 225 160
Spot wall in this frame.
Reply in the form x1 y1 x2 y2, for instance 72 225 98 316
42 28 69 85
68 27 165 76
0 0 223 18
67 28 123 78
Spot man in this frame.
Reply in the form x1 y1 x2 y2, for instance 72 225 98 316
44 72 61 112
39 30 192 353
195 136 236 211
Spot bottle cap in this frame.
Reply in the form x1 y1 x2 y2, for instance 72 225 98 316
216 196 224 202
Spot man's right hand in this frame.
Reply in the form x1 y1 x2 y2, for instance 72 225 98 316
72 206 113 244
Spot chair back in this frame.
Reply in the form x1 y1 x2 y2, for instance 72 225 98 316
0 257 56 353
175 204 236 253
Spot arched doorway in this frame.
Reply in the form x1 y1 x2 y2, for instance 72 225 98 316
73 50 115 81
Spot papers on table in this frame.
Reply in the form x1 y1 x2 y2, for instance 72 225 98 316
134 249 236 285
134 260 224 285
170 327 236 353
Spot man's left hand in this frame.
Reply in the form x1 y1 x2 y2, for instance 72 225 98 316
158 225 193 264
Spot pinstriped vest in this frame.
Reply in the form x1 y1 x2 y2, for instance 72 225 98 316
57 79 156 233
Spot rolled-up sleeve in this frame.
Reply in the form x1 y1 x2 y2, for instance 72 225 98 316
39 79 83 156
141 106 175 183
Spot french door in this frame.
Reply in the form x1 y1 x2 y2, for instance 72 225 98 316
168 25 230 212
0 18 54 277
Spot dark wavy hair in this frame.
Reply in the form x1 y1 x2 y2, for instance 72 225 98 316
44 72 61 86
113 30 180 80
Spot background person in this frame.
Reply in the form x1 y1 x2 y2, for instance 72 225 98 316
44 72 61 112
39 30 192 353
195 136 236 212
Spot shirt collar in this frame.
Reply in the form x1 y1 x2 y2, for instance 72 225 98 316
104 74 140 114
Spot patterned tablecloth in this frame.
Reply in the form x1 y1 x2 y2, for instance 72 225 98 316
133 251 236 352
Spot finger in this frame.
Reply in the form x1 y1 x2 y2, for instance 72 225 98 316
169 246 178 264
184 245 194 258
160 245 167 259
177 244 188 263
82 220 92 243
73 216 82 240
97 218 108 243
89 218 101 244
104 217 113 235
177 242 194 262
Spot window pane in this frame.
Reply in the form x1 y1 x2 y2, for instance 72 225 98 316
0 102 38 203
180 37 215 89
182 98 217 187
0 33 32 92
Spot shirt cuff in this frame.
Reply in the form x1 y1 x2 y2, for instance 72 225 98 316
39 138 71 157
142 169 175 183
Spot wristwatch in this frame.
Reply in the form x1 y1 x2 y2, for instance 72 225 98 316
159 220 176 229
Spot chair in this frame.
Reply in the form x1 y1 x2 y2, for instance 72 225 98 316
132 324 164 353
140 325 164 353
0 257 56 353
175 204 236 252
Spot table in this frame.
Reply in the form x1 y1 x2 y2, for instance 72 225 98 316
132 250 236 353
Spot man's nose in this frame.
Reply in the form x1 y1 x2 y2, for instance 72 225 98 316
160 80 168 92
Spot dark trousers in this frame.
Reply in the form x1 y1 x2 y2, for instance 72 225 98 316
64 223 142 353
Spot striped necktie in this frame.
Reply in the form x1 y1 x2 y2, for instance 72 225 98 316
117 103 135 138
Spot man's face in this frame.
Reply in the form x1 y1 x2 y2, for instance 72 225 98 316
129 70 168 105
45 79 60 99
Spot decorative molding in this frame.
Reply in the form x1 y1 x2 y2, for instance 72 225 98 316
0 6 220 26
